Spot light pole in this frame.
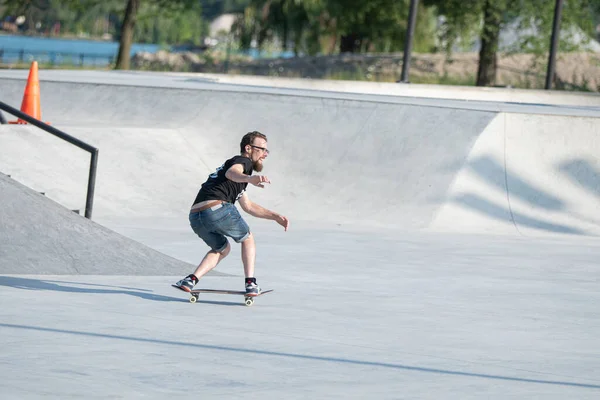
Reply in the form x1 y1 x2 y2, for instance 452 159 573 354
545 0 564 89
399 0 419 83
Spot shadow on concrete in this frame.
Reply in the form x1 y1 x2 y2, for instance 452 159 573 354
447 154 589 235
468 156 564 211
558 159 600 199
184 299 244 307
0 276 181 303
0 276 245 307
1 322 599 389
452 193 583 235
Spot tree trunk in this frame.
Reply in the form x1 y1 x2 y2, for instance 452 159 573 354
476 0 503 86
115 0 140 70
340 33 361 53
282 18 288 51
328 33 337 55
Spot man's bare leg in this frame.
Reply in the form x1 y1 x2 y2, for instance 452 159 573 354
192 242 231 279
241 233 256 278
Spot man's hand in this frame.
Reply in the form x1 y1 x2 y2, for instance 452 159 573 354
248 175 271 188
276 215 290 231
239 193 289 231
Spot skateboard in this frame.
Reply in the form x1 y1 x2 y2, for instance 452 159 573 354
172 286 273 306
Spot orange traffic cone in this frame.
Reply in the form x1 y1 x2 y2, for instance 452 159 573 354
10 61 42 124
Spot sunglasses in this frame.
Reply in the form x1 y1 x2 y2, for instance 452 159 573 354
250 145 270 155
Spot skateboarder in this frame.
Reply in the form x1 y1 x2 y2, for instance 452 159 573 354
174 131 289 296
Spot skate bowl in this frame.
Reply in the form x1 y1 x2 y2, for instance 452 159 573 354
1 72 599 239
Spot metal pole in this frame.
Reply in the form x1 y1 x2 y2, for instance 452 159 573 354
85 149 99 219
400 0 419 83
545 0 563 90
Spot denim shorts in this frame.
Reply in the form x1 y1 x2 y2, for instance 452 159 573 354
189 202 250 252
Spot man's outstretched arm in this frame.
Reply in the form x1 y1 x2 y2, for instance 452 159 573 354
225 164 270 188
238 193 289 231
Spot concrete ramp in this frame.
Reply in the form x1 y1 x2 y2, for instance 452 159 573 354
0 172 195 275
0 79 496 231
431 113 600 236
1 73 599 239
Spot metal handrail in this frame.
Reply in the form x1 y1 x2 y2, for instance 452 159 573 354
0 100 99 219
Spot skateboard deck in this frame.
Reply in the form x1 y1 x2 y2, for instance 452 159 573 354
172 285 273 306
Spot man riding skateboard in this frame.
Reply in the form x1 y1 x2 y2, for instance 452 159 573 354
174 131 289 296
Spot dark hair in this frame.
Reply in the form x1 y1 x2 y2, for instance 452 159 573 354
240 131 267 154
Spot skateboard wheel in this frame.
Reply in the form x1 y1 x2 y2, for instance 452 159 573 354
244 297 254 306
189 295 197 303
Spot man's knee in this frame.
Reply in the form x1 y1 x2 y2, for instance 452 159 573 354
213 242 231 257
221 242 232 256
240 232 254 243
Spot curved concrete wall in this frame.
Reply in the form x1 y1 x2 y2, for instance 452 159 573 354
0 80 494 230
431 113 600 236
1 75 599 237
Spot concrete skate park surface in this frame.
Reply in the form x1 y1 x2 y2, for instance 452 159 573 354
1 70 600 398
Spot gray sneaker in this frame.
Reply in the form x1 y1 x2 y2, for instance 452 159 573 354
173 275 197 292
245 282 262 297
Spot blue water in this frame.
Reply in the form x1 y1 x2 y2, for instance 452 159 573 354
0 34 296 67
0 35 163 66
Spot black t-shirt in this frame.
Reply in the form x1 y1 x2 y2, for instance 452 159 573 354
193 155 253 205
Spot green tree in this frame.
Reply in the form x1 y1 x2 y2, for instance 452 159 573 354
113 0 198 69
508 0 600 53
235 0 436 56
232 0 314 56
201 0 251 20
424 0 600 86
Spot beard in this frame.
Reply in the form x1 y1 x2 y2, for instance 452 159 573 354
253 159 263 172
